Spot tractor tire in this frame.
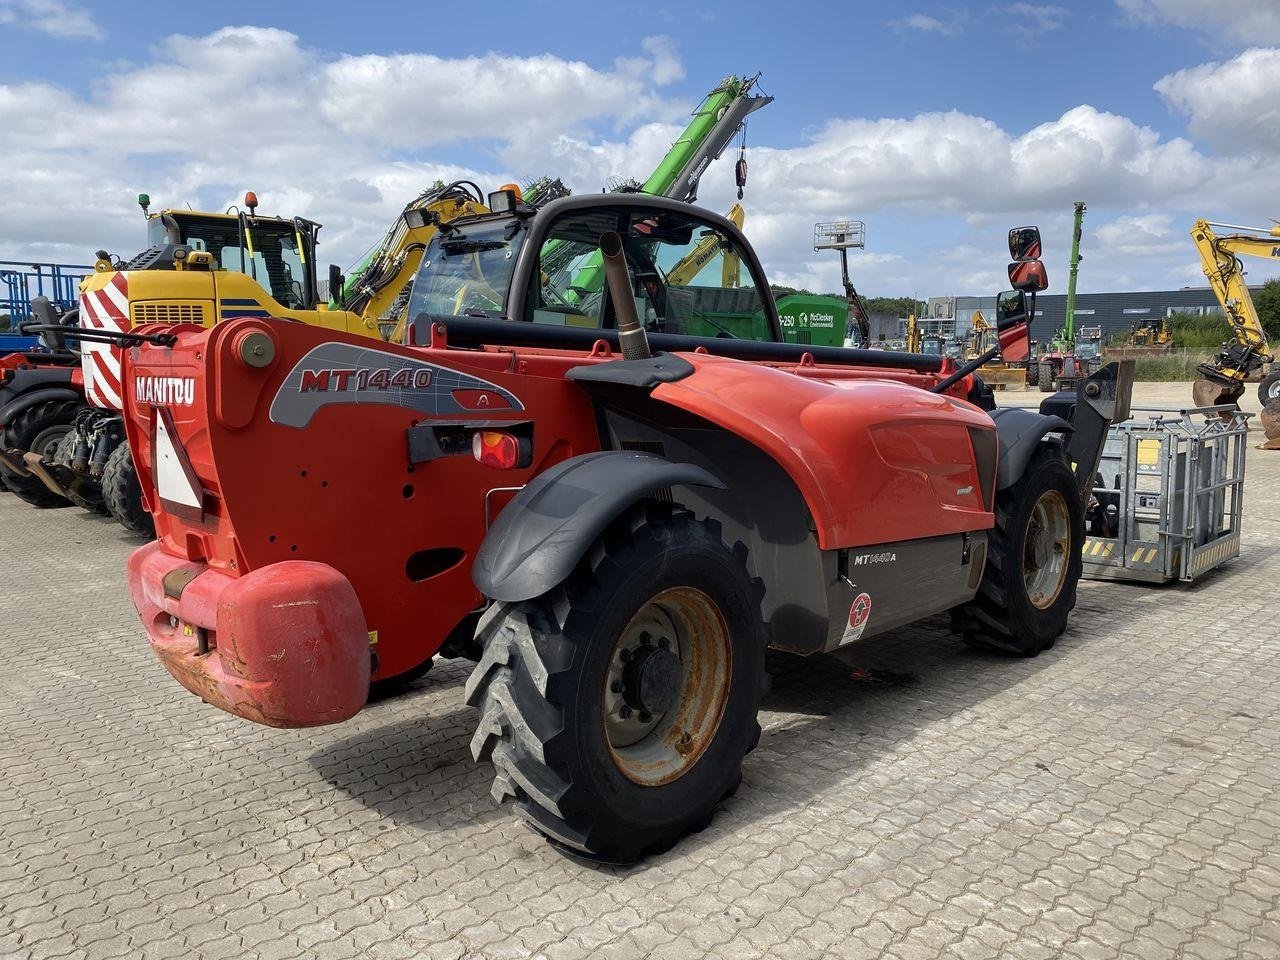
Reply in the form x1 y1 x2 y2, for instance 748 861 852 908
958 445 1082 657
1025 361 1039 388
1258 370 1280 407
102 443 155 539
465 508 766 863
52 432 108 515
0 399 79 507
1037 362 1055 392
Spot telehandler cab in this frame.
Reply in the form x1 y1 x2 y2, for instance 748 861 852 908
120 193 1131 862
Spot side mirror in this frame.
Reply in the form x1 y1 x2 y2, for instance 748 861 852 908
994 289 1031 362
328 264 345 303
1008 226 1041 261
1008 259 1048 292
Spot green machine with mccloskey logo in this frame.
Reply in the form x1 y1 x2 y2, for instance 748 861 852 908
774 293 847 347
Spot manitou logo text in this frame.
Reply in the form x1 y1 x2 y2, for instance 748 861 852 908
135 376 195 406
298 368 433 392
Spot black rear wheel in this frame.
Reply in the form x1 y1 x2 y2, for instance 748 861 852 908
102 442 155 538
0 399 80 507
465 509 765 863
959 445 1082 656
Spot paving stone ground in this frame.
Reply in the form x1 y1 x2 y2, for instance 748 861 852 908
2 381 1278 960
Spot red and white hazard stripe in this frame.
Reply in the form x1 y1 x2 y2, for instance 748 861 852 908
79 272 130 410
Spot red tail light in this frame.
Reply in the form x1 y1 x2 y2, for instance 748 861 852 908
472 431 520 470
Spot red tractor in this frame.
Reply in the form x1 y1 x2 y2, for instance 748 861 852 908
0 300 91 507
119 195 1131 862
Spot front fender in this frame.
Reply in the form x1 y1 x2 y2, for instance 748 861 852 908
988 407 1071 490
0 383 83 429
473 451 725 602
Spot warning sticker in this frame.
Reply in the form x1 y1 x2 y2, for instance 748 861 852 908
841 592 873 645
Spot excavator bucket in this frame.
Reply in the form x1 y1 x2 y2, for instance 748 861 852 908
1260 404 1280 450
1192 378 1245 408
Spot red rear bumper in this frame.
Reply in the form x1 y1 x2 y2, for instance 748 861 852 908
127 541 371 728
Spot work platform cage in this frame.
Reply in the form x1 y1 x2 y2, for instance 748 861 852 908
1082 405 1249 583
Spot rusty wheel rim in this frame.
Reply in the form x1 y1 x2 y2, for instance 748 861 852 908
603 586 732 787
1024 489 1071 610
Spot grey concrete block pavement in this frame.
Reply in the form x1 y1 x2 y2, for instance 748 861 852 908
2 382 1277 958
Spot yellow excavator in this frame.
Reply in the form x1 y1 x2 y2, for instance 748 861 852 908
964 310 990 360
1190 218 1279 408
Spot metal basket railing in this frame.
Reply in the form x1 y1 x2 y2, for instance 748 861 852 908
1082 405 1250 583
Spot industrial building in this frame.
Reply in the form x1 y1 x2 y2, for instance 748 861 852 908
935 287 1258 343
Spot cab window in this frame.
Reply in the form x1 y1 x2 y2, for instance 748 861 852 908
144 215 308 308
524 206 772 340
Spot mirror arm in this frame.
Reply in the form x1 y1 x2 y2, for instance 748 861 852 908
930 345 1001 394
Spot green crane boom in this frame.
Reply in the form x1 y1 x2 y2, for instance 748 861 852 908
1062 201 1086 345
643 73 772 201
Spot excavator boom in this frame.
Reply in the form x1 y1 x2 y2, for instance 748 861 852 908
1189 218 1279 410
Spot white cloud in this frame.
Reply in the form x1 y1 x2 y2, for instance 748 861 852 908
1004 3 1068 37
0 25 1275 297
689 102 1277 295
0 27 690 266
734 105 1215 220
1155 48 1280 153
321 46 681 149
890 13 965 37
0 0 101 40
1118 0 1280 45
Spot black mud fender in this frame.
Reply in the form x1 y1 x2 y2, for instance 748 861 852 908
0 383 83 430
473 451 726 602
988 407 1071 490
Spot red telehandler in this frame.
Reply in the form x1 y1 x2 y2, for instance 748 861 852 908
119 193 1131 862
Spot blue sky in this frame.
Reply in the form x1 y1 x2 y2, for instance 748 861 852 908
1 0 1278 298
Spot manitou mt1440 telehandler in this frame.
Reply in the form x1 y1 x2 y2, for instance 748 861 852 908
119 192 1132 863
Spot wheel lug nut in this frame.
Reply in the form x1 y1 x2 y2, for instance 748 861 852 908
639 711 651 724
610 681 622 694
657 637 669 650
639 631 651 645
619 705 631 719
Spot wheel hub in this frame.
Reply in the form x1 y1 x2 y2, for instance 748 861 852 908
1023 489 1071 610
1028 525 1052 569
623 642 680 717
602 587 733 786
